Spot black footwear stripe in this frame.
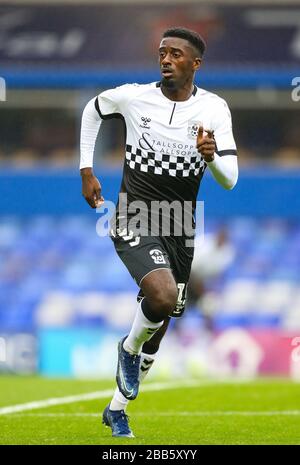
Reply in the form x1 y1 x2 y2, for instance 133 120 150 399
140 366 151 372
142 359 154 367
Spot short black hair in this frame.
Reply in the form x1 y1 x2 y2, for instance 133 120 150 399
162 27 206 57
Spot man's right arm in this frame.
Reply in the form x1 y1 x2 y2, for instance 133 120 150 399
80 84 131 207
80 98 104 208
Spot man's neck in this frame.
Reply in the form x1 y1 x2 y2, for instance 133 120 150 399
160 82 195 102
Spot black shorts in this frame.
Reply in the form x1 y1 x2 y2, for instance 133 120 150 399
110 229 194 318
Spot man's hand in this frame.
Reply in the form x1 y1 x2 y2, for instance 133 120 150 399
80 167 104 209
196 126 216 162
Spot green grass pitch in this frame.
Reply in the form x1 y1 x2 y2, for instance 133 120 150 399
0 376 299 445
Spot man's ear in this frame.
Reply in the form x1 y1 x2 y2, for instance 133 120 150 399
193 57 202 72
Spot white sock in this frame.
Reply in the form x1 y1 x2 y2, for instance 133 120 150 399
139 352 157 382
109 387 129 412
123 300 163 355
110 352 157 411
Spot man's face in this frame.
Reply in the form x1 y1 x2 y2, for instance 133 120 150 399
158 37 201 89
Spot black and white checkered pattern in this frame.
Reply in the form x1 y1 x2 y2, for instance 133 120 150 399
125 144 205 177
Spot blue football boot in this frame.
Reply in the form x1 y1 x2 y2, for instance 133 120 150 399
116 336 141 400
102 404 134 438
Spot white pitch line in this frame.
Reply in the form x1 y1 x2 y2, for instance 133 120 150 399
0 379 207 416
139 410 300 417
3 410 300 418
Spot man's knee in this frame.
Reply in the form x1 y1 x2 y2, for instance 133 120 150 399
149 286 177 315
141 269 178 319
145 279 178 318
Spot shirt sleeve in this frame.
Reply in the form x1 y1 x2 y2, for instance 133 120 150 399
79 97 102 169
211 99 237 156
206 154 238 190
95 84 135 118
206 97 238 189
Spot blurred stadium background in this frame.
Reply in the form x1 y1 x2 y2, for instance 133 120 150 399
0 0 300 382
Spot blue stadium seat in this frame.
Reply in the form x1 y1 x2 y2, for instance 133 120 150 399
0 215 300 331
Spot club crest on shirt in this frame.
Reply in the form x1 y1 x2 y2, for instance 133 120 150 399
149 249 166 265
187 120 202 139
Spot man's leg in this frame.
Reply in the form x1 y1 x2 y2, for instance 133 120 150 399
124 270 176 352
116 268 177 400
103 271 176 438
103 231 178 437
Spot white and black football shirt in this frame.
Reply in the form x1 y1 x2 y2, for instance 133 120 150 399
95 81 237 208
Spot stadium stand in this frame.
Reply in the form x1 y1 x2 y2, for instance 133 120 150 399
1 215 300 333
0 0 299 378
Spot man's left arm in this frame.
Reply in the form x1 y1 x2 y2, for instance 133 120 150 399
196 101 238 190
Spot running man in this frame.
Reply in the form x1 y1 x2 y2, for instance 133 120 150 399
80 27 238 438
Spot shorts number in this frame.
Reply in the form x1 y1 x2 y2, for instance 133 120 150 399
177 283 186 306
171 282 187 317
